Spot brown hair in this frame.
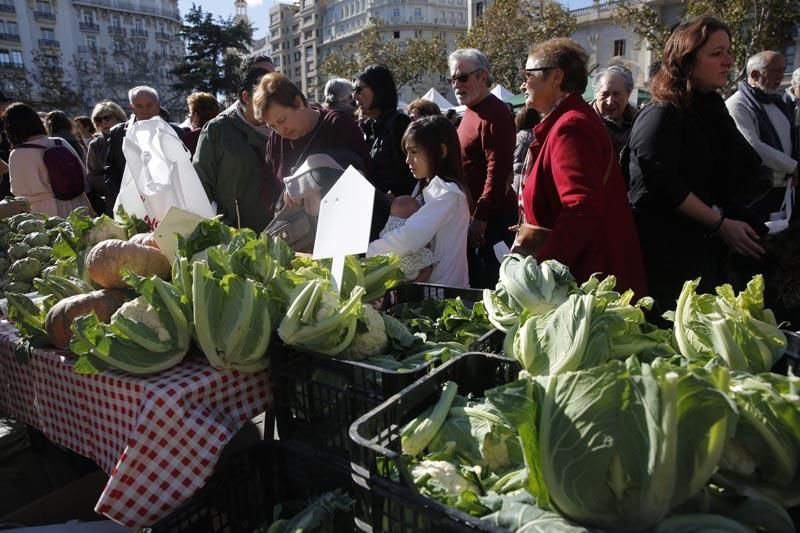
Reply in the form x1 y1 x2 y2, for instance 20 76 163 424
73 116 96 136
406 99 441 118
253 72 307 120
90 100 127 125
515 107 540 130
528 38 589 94
651 16 731 110
186 92 220 126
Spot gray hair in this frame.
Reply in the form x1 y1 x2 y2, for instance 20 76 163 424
448 48 494 86
324 78 354 106
792 68 800 88
128 85 159 103
592 65 634 95
746 51 783 78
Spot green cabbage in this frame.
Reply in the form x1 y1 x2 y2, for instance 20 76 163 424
488 357 738 531
191 261 272 373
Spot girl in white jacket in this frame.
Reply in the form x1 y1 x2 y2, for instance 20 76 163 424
368 115 471 287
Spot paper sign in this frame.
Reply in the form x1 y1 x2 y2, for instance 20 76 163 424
313 166 375 291
153 206 207 262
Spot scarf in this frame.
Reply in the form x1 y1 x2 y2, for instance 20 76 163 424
736 81 793 154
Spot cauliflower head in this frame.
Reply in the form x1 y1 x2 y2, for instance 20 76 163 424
84 216 127 246
112 296 170 342
411 460 479 495
346 304 388 359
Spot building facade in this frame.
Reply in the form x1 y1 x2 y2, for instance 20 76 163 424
267 1 325 102
0 0 184 113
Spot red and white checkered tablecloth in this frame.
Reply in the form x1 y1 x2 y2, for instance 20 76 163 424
0 320 272 528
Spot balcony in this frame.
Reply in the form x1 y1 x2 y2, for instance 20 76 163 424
38 38 60 48
0 3 15 13
155 31 171 40
130 28 147 37
34 10 56 21
108 26 126 35
0 32 20 42
79 21 99 31
0 62 25 70
72 0 180 21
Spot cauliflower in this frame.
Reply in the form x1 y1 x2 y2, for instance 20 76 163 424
84 215 127 246
112 296 170 342
315 290 340 322
411 460 479 496
346 304 388 359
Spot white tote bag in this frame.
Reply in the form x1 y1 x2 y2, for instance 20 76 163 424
765 185 795 235
114 116 215 228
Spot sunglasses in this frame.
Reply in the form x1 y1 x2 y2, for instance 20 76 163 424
522 67 556 80
448 69 483 85
94 115 114 123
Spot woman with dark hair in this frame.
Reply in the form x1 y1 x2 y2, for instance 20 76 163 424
73 116 96 152
512 107 540 194
625 16 764 308
45 110 86 163
516 37 646 295
367 115 471 287
4 103 93 216
406 99 441 121
353 65 415 196
182 92 220 157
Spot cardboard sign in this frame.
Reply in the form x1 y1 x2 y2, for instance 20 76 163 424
153 206 207 262
313 166 375 291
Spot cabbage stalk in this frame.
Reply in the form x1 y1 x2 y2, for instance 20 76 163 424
487 357 738 531
192 261 272 373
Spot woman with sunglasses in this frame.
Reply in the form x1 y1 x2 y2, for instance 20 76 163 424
86 100 127 215
353 65 415 197
516 37 646 296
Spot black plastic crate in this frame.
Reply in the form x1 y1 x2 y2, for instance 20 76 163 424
273 283 500 460
147 439 353 533
774 329 800 375
349 352 520 533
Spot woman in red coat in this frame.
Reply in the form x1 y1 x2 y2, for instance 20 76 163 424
516 38 647 296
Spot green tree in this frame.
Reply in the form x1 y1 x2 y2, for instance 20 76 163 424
457 0 576 89
616 0 800 91
172 4 253 101
31 50 81 112
318 18 448 94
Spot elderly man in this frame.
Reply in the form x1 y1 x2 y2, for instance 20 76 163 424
104 86 185 213
449 48 516 288
726 51 798 220
193 58 275 232
591 65 638 155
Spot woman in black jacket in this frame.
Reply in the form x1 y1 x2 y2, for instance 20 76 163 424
353 65 415 196
625 16 765 309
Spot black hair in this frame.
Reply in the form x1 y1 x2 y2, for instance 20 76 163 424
354 64 398 114
401 115 471 205
44 110 73 135
239 53 273 78
239 67 270 101
4 102 46 146
158 107 170 121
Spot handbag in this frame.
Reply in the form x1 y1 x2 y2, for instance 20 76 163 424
264 203 317 253
510 151 615 257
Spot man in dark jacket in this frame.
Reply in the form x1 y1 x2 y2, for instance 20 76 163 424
104 85 185 213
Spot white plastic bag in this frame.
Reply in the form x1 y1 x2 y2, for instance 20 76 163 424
765 185 795 235
114 116 215 228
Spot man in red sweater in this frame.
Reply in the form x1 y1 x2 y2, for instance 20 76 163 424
449 49 516 288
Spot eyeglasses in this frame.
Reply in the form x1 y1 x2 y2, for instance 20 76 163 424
522 67 556 80
448 69 483 85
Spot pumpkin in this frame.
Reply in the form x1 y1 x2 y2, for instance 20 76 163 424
85 239 171 289
128 232 160 249
45 289 129 349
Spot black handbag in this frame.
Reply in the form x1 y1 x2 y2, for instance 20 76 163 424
264 204 317 253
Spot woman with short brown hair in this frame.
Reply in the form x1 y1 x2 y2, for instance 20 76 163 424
182 92 220 156
626 16 764 308
406 99 441 121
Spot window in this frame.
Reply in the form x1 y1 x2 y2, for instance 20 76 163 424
784 44 795 73
271 29 278 38
304 29 312 39
35 0 51 13
294 66 301 76
85 35 97 49
271 13 278 23
393 8 400 17
274 56 280 66
0 49 7 65
305 45 313 58
293 37 300 46
112 15 121 27
10 49 22 65
133 40 145 53
41 27 54 40
613 39 626 57
475 2 483 17
292 24 299 31
6 21 17 35
303 15 311 23
414 7 422 17
393 31 399 39
82 10 94 23
134 18 143 31
458 12 463 21
294 51 301 61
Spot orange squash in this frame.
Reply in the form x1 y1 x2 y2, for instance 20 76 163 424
45 289 129 349
85 239 171 289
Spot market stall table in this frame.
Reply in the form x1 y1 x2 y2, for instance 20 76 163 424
0 320 272 528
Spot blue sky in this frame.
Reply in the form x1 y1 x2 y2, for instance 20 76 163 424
178 0 596 40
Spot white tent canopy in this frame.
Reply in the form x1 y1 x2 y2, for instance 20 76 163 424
421 88 455 111
490 84 514 102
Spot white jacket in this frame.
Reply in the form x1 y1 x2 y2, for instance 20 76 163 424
368 177 469 287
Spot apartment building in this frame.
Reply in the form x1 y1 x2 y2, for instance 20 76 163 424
0 0 183 112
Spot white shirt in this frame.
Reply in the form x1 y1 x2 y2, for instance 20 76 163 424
367 177 470 287
726 89 797 185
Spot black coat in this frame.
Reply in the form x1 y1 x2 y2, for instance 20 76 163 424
624 91 763 308
363 110 415 196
